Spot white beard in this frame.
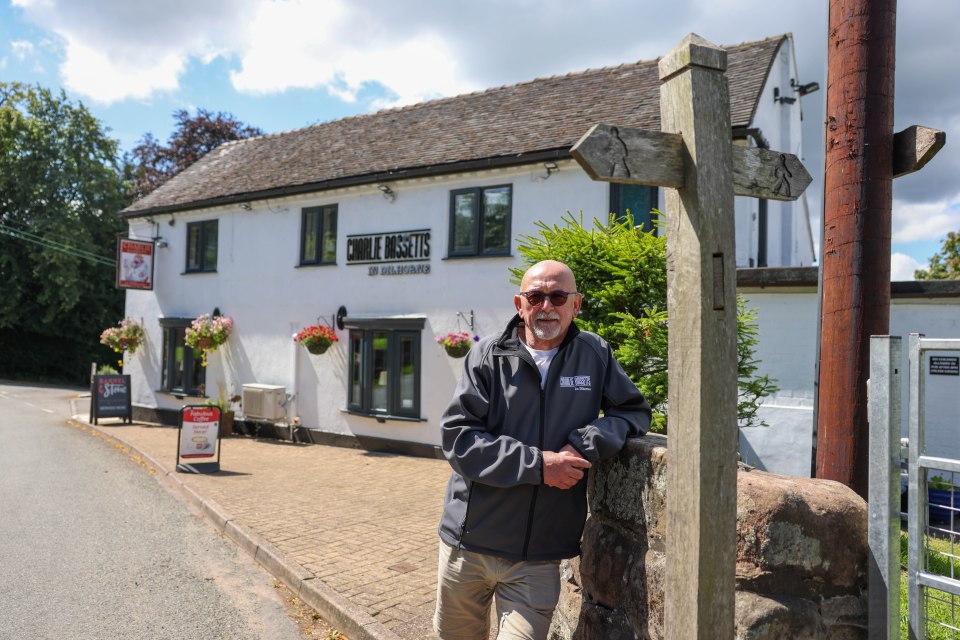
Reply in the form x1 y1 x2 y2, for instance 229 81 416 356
532 311 561 340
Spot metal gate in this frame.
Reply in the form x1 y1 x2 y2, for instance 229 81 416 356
869 334 960 639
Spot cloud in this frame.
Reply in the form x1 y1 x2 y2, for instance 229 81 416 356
890 252 925 281
11 40 35 60
228 0 475 107
12 0 257 104
892 198 960 244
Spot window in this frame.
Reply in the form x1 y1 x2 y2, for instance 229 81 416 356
346 318 424 419
186 219 218 272
300 205 338 265
159 318 205 396
448 185 512 257
610 184 658 233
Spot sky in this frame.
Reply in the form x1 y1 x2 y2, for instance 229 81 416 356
1 0 957 280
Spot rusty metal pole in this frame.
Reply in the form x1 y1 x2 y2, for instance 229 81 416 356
816 0 897 497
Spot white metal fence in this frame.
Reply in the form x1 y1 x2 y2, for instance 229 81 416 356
869 334 960 639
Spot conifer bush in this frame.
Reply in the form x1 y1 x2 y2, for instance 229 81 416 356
513 211 777 432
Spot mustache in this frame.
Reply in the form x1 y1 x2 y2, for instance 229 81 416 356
534 311 560 321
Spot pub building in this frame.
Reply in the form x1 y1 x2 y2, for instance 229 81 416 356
119 35 816 459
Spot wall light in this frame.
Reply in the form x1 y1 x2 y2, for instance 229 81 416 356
791 79 820 97
773 87 797 105
540 161 559 180
378 184 396 203
239 202 253 211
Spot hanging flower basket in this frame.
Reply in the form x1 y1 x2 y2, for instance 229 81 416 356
444 343 471 358
436 331 478 358
294 324 338 355
306 341 331 355
100 318 146 355
185 314 234 366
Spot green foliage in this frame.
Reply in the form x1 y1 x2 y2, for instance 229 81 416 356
915 231 960 280
0 82 126 383
513 211 778 432
96 364 120 375
127 108 262 200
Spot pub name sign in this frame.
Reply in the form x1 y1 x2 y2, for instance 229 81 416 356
346 229 431 276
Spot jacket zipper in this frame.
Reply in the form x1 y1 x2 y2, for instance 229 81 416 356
521 385 546 560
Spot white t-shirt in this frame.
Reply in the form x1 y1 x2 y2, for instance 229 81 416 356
521 342 559 389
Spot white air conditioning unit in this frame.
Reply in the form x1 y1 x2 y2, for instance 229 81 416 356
241 384 286 420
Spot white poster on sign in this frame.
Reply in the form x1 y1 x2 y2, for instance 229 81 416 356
179 407 220 459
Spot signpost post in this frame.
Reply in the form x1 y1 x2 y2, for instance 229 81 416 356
571 34 811 639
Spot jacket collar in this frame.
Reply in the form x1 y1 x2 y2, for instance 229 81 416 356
493 313 580 355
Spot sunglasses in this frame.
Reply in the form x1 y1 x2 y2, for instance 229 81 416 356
518 290 578 307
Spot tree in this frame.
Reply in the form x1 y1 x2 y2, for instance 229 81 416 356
0 82 127 383
914 231 960 280
127 108 262 200
512 212 778 432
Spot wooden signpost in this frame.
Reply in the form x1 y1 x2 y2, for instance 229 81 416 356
572 34 811 639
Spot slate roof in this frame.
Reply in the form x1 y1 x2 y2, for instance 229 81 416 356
123 35 788 218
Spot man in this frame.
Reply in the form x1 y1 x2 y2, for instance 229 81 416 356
435 260 651 640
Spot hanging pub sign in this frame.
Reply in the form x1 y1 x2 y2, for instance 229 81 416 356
89 374 132 425
176 405 222 474
345 228 431 275
116 237 155 290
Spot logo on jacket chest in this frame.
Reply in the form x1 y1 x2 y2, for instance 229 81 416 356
559 375 592 391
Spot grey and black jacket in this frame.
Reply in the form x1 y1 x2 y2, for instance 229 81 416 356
438 314 651 561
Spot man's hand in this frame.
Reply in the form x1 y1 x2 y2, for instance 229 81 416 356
542 444 592 489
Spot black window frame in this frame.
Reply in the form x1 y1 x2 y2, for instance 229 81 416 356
609 184 659 233
185 219 218 273
345 317 424 421
159 318 206 396
299 204 338 266
447 184 512 258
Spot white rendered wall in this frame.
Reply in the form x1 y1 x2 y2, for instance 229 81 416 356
123 160 610 446
738 287 960 476
747 36 817 268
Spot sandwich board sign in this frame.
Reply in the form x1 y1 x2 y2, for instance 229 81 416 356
176 405 221 474
90 374 132 425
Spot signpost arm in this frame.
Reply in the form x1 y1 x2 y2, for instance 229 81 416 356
659 34 738 640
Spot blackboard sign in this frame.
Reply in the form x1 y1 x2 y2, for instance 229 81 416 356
90 374 132 424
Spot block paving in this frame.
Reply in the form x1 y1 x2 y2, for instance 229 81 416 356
79 420 451 640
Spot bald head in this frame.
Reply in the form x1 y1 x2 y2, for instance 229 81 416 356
519 260 578 293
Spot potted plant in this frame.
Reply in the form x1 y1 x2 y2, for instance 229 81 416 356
205 382 241 438
436 331 478 358
185 314 234 366
100 318 146 355
294 324 339 355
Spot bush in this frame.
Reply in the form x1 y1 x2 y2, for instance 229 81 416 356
513 211 777 432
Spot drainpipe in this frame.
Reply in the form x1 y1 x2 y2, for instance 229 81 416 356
290 324 300 437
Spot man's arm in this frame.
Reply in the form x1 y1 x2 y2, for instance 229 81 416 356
441 346 545 488
567 343 652 462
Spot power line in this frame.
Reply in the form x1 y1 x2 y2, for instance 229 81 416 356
0 222 115 267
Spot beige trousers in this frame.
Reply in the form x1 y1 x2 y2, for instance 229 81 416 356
434 540 562 640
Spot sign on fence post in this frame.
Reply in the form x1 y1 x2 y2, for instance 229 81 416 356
176 405 221 474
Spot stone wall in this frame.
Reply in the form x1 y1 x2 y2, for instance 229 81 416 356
550 434 868 639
